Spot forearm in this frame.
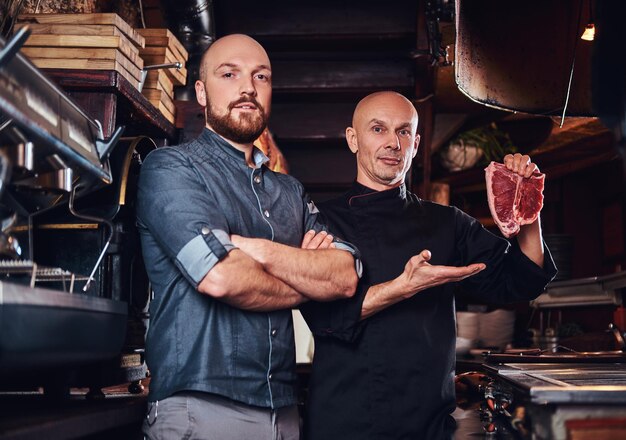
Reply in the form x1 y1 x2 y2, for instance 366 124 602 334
198 249 308 311
235 237 358 301
517 216 545 268
360 276 413 320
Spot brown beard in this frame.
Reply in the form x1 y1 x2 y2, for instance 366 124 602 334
205 91 268 144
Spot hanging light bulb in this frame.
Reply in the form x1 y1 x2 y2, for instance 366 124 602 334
581 22 595 41
581 0 595 41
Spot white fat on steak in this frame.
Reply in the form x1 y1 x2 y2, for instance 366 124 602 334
485 162 545 238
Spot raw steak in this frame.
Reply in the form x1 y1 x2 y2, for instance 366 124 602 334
485 162 545 237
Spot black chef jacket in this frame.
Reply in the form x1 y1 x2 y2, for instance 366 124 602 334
300 182 557 440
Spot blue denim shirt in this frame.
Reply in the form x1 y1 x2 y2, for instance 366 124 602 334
137 128 358 408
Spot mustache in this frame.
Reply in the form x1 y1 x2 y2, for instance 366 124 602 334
228 97 265 114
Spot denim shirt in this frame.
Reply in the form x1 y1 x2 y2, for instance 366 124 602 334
137 128 358 408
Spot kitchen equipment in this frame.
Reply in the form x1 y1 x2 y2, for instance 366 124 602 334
0 29 151 396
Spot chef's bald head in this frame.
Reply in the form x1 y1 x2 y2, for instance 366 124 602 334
346 91 420 191
352 91 418 132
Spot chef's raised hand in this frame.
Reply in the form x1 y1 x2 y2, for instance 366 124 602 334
301 229 336 250
398 249 486 296
503 153 539 179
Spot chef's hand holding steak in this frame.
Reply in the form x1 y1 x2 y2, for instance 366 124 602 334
486 154 545 238
485 153 546 267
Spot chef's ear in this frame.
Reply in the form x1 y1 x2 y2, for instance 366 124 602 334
346 127 358 154
411 133 421 159
195 80 207 107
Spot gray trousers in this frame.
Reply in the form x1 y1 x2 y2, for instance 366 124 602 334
143 391 300 440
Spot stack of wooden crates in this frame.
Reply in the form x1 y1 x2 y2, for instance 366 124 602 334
16 13 186 124
137 28 188 124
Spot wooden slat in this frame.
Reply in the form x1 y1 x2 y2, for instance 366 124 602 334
137 28 188 60
142 88 175 115
141 54 186 85
18 13 145 47
147 98 175 124
17 23 125 37
269 102 354 141
271 59 414 92
28 49 142 81
140 46 187 65
21 46 143 70
139 36 187 65
214 2 417 38
30 58 140 89
23 34 139 64
143 70 174 99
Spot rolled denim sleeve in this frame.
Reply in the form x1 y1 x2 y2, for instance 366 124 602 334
300 185 362 277
137 147 235 287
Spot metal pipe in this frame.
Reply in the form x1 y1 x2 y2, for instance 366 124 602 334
158 0 215 100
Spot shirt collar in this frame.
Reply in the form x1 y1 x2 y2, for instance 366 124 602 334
200 128 269 168
348 181 407 206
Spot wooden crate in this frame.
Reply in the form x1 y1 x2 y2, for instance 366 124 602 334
16 13 145 90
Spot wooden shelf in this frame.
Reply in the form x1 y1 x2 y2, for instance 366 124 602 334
43 69 176 140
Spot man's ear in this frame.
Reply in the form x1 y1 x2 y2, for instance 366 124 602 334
346 127 358 154
195 80 207 107
411 133 421 159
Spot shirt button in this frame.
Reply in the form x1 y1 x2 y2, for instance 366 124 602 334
263 210 270 218
254 175 261 184
201 226 210 235
271 329 277 336
268 373 273 380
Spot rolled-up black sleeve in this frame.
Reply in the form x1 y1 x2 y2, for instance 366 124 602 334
455 207 558 303
299 281 368 343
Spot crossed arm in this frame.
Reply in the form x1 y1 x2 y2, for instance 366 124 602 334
197 248 307 312
230 231 359 301
197 230 358 311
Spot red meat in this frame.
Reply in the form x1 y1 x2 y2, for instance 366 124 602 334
485 162 545 237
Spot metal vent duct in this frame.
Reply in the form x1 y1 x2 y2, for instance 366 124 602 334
455 0 593 116
158 0 215 100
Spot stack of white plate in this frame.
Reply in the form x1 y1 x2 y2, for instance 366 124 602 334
478 309 516 349
456 312 480 354
456 311 480 341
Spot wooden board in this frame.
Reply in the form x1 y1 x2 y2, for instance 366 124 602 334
18 13 145 48
21 46 143 70
23 34 139 64
141 36 187 64
143 70 174 98
137 28 188 60
140 42 187 67
29 58 140 89
143 88 175 115
139 46 186 65
147 98 175 124
141 54 186 86
15 23 144 60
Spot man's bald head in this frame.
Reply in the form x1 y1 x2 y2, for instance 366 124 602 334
346 91 420 191
352 91 418 130
199 34 270 81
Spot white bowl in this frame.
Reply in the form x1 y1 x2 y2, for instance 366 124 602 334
441 141 484 172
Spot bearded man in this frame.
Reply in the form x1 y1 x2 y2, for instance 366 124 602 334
137 34 360 440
